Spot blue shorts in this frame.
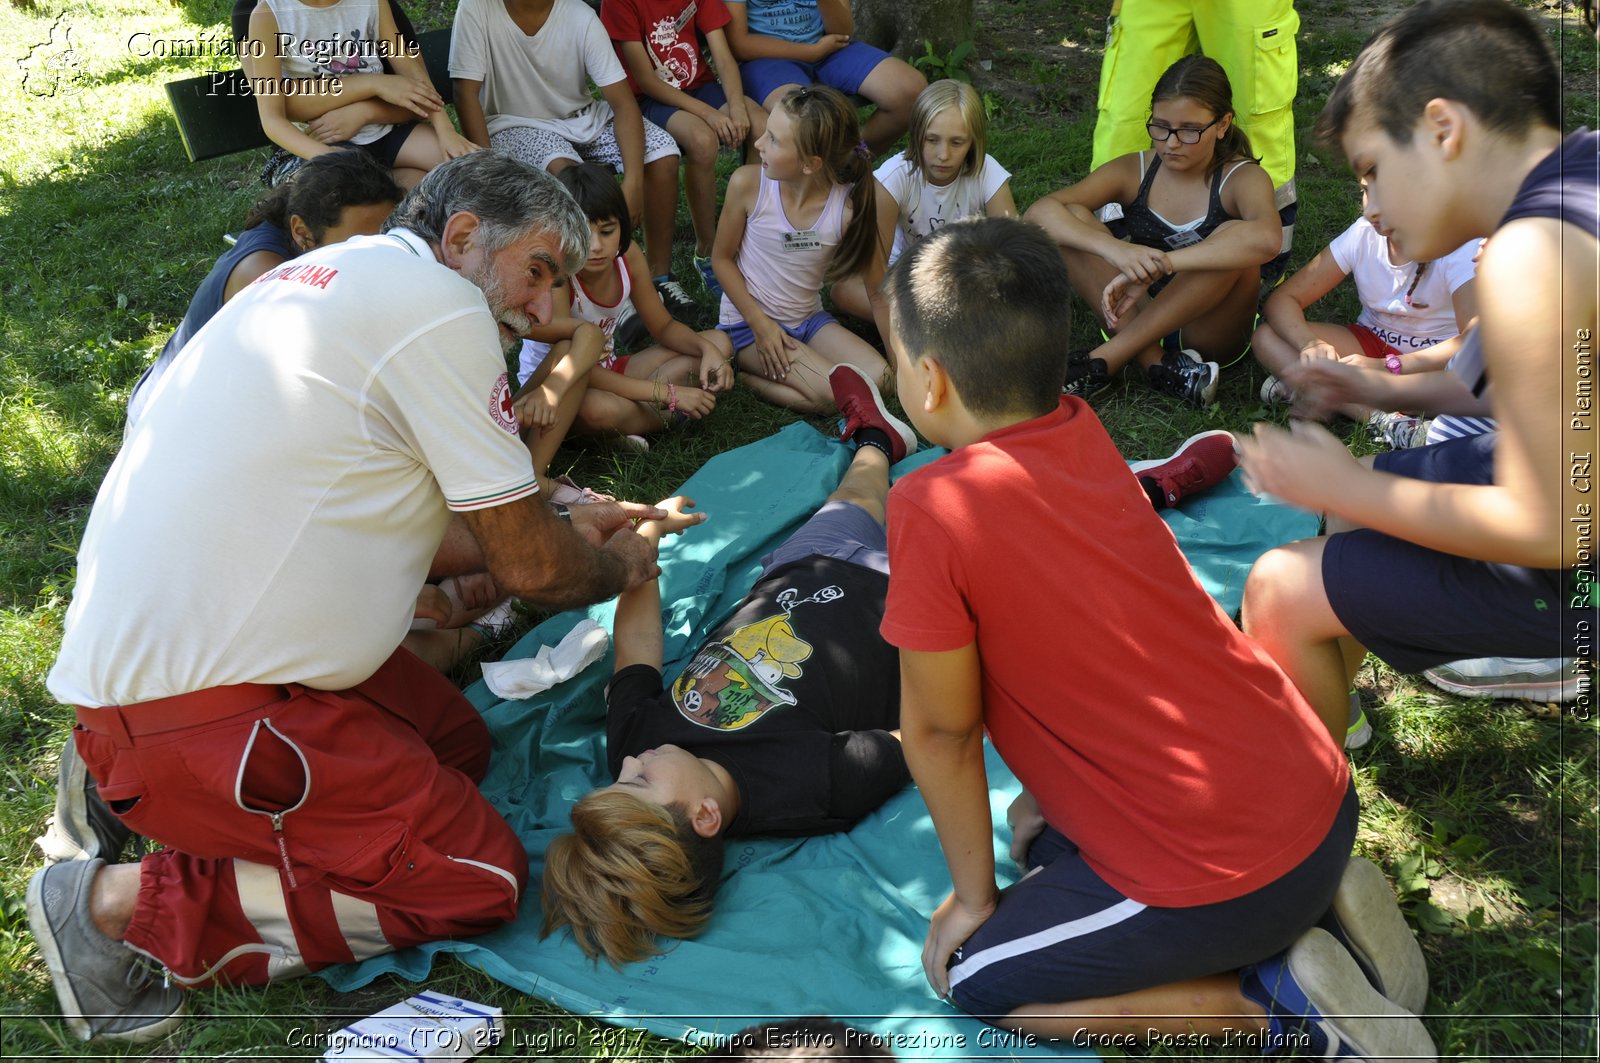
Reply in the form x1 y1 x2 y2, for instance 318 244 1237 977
948 782 1358 1018
741 40 890 105
638 81 729 133
1324 433 1576 674
760 500 888 577
719 309 835 352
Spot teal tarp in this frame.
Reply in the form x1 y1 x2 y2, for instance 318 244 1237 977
321 423 1319 1059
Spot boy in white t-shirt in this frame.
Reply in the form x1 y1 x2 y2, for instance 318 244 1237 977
450 0 697 315
1252 189 1486 446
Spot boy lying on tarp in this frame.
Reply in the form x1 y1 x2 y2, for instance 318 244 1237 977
540 364 919 966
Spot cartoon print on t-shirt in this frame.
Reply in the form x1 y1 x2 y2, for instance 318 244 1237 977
672 585 842 730
647 6 701 88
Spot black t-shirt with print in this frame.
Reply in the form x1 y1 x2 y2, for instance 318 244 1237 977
606 556 906 836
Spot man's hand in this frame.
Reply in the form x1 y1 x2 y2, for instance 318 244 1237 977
602 523 661 592
922 891 997 999
566 499 668 547
1005 790 1046 868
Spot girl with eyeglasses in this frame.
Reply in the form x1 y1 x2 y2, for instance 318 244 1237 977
1025 55 1280 408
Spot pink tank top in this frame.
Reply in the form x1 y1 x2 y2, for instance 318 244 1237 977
719 171 849 329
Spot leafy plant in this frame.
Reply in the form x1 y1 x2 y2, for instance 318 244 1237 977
911 38 975 82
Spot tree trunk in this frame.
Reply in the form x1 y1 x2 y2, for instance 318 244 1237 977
850 0 974 58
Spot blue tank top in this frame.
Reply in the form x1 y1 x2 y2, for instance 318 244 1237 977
126 223 295 431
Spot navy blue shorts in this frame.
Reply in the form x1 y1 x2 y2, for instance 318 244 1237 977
741 40 891 104
639 81 729 133
761 500 888 577
1324 433 1575 674
947 782 1357 1018
346 121 418 168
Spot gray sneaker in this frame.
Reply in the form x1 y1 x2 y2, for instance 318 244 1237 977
26 858 186 1042
1424 656 1585 702
1345 692 1372 750
1326 857 1430 1016
37 739 134 865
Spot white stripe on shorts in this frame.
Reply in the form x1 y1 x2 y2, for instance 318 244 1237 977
947 897 1147 992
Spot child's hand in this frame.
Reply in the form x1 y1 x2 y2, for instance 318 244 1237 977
434 124 482 160
753 317 797 380
725 105 751 149
809 33 850 61
308 101 377 144
1102 272 1149 329
699 343 734 391
646 495 707 537
1297 338 1341 362
515 385 560 430
376 74 443 118
1005 790 1047 868
1106 242 1171 285
702 108 741 151
1280 358 1376 420
675 385 717 420
1236 419 1360 511
621 173 645 230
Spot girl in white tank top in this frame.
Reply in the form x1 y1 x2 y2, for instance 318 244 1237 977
710 86 893 414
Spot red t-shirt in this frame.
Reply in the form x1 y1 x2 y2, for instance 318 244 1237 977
600 0 730 96
880 397 1349 908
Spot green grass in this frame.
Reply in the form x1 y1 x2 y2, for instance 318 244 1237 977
1 0 1596 1059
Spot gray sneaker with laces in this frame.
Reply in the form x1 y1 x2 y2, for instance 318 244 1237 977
26 858 186 1042
1145 348 1219 407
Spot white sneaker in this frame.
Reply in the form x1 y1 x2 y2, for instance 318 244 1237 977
1260 375 1292 405
1424 657 1586 702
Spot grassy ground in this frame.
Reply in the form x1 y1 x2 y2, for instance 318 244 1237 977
0 0 1595 1059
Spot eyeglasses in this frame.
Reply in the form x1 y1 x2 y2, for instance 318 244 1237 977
1146 116 1222 145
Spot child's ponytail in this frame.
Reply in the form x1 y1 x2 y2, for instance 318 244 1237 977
781 86 886 283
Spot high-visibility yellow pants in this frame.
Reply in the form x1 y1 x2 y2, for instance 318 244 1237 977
1092 0 1299 251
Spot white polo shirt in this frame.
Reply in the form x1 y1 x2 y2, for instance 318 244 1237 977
49 229 538 706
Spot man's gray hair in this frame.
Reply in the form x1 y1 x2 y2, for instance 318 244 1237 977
382 153 590 274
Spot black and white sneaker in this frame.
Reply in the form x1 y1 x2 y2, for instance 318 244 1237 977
1145 347 1219 407
612 301 648 352
653 276 699 321
1062 353 1114 401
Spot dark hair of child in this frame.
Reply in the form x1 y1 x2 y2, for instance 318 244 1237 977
555 162 634 256
883 216 1071 419
780 86 884 283
701 1018 896 1060
1316 0 1560 147
1149 55 1259 179
243 149 403 243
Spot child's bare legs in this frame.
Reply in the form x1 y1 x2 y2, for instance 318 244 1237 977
828 274 873 323
737 323 888 414
1240 537 1360 743
666 112 721 258
389 124 453 189
856 59 927 155
642 155 680 279
576 388 671 437
1003 973 1266 1041
515 334 603 494
1252 321 1376 419
829 442 890 525
626 329 734 389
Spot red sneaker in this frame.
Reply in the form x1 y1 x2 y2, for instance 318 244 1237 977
828 364 917 463
1127 430 1238 507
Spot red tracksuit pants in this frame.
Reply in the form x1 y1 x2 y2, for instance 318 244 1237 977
73 647 527 988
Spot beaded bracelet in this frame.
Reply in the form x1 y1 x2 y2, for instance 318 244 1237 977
667 383 678 413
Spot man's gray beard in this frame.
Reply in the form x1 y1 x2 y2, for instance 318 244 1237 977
469 258 532 357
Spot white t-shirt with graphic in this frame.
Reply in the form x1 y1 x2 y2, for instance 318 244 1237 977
49 229 537 706
874 152 1011 263
1327 216 1480 351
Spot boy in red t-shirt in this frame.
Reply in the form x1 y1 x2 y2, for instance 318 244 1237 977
601 0 767 298
878 216 1433 1057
